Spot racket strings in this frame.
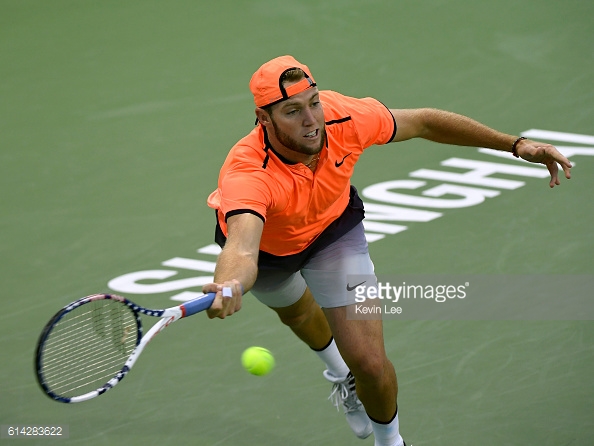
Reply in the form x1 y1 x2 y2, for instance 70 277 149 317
43 314 132 361
40 299 138 397
43 336 131 392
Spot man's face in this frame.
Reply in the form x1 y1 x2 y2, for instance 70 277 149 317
268 86 326 156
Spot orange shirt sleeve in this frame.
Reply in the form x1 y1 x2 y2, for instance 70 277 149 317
215 169 272 221
325 91 396 148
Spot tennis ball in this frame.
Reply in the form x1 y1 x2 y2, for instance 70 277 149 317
241 346 275 376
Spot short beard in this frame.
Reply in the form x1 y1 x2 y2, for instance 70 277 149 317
270 118 325 156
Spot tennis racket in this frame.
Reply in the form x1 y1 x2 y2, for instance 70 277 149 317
35 292 216 403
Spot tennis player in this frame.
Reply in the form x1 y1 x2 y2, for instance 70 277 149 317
203 55 572 446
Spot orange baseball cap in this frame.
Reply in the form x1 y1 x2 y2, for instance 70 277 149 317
249 55 316 108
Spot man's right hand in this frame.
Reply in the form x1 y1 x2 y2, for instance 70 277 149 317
203 279 244 319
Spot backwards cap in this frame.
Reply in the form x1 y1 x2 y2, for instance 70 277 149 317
249 55 316 108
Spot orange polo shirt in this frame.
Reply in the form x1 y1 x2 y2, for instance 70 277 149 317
207 90 396 256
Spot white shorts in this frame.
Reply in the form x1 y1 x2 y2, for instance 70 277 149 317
250 222 375 308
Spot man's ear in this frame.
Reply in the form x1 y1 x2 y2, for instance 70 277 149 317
255 108 271 126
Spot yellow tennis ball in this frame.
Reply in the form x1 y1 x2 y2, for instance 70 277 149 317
241 346 275 376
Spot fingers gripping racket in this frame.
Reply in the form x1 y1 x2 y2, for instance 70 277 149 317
35 292 215 403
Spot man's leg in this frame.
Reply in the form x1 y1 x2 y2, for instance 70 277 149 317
322 307 396 420
250 271 343 370
269 287 331 350
249 224 387 440
297 222 402 443
323 306 403 446
262 286 371 438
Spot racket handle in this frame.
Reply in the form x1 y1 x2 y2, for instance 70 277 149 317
180 292 216 317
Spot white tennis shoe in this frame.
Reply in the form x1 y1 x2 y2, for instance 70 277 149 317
324 370 373 439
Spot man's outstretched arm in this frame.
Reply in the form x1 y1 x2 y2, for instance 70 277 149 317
203 212 263 319
390 108 572 187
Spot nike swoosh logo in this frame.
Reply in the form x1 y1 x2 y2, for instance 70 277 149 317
346 280 366 291
335 152 352 167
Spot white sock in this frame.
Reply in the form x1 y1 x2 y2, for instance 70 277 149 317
312 337 349 378
371 410 404 446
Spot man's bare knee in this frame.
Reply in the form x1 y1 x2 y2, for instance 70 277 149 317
275 302 318 328
271 289 320 329
349 354 392 383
